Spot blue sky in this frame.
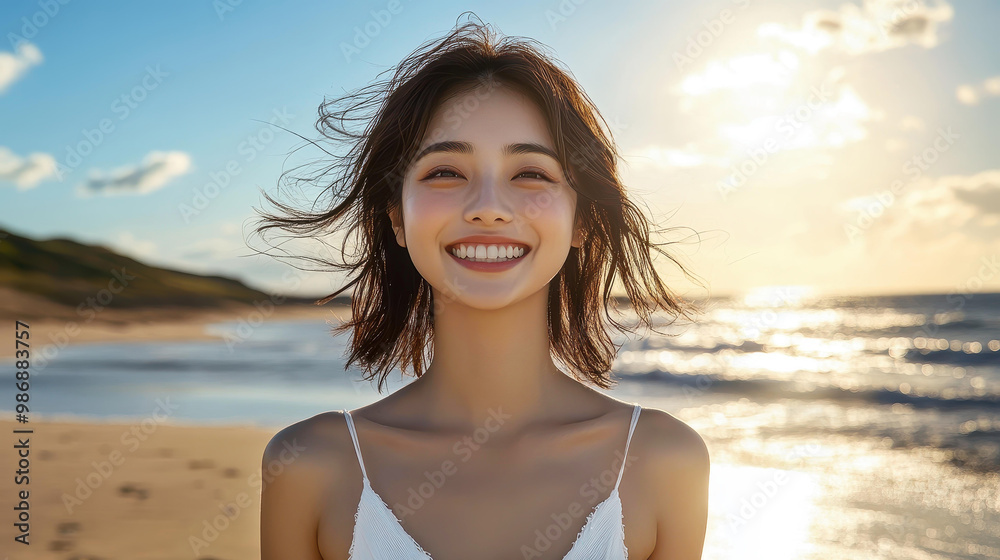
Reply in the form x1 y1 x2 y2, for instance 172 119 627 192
2 0 998 299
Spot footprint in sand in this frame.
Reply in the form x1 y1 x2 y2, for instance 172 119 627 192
49 539 74 550
58 431 79 444
188 459 216 469
117 483 150 500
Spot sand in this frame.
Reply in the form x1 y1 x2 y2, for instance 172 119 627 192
0 416 278 559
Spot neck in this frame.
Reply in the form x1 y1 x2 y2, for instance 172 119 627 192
407 286 580 432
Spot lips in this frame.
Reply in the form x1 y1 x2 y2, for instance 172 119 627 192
446 246 528 272
444 235 532 254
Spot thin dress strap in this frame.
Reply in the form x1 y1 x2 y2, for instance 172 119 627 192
342 409 368 481
614 403 642 490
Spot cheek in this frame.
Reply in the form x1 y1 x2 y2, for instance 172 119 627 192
519 187 576 239
402 190 453 240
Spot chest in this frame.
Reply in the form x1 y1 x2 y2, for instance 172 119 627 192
316 435 655 559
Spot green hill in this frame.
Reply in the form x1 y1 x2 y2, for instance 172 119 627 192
0 227 341 311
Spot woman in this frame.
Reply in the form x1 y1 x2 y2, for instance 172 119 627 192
258 16 710 560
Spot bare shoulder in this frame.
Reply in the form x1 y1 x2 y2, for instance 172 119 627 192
262 410 352 469
261 410 364 497
259 411 357 560
633 406 710 470
632 406 711 560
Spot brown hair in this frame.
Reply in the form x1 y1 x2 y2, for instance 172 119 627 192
250 13 707 394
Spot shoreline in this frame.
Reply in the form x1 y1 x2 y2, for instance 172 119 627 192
0 301 351 360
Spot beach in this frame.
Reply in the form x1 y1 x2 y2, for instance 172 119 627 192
0 416 275 559
0 293 998 558
0 301 346 558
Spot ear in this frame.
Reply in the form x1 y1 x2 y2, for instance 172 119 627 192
571 213 585 248
387 206 406 248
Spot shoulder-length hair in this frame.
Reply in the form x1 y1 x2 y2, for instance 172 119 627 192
250 14 707 394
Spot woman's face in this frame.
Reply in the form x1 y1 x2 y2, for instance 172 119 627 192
389 84 583 310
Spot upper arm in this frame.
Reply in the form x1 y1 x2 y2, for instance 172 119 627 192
259 417 330 560
643 411 711 560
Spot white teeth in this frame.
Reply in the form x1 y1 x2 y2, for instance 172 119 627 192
450 244 527 263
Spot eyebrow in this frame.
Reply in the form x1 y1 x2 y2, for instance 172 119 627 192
412 141 560 165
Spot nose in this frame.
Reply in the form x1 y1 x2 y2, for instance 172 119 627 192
463 173 515 225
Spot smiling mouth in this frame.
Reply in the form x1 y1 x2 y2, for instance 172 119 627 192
445 243 532 263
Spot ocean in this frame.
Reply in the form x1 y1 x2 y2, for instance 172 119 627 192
2 292 998 559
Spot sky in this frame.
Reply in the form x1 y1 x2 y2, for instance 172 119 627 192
1 0 998 300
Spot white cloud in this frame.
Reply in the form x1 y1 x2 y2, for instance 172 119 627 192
675 52 880 154
0 42 43 94
0 146 57 189
858 169 1000 243
758 0 954 56
956 75 1000 106
718 82 880 151
678 51 799 96
76 151 192 197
